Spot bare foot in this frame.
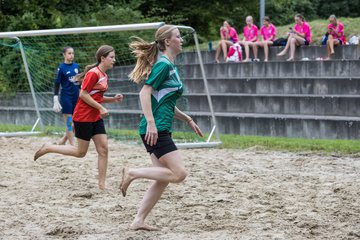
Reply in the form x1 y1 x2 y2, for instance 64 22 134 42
215 59 220 64
242 59 250 62
34 144 48 161
129 222 160 231
324 57 331 61
56 135 67 145
330 51 335 55
119 167 132 197
277 51 286 57
286 58 294 61
99 182 107 191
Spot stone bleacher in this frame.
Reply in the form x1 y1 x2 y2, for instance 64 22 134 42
1 45 360 139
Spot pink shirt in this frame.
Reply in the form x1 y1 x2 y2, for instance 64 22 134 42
221 27 239 43
328 22 345 42
243 24 258 42
260 24 276 41
294 22 312 43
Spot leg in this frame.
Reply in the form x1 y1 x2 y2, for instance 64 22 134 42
215 41 222 63
328 35 335 55
130 154 169 231
92 134 108 190
277 35 292 56
120 150 187 196
243 42 251 62
63 114 76 146
120 151 187 230
221 40 234 61
34 138 89 161
264 41 272 61
252 42 258 59
289 36 307 61
288 37 297 61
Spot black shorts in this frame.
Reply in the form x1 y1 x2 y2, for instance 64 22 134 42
141 131 178 159
304 40 309 45
73 119 106 141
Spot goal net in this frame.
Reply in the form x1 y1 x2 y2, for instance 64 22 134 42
0 23 220 147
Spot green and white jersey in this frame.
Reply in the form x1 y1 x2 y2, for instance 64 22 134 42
139 55 184 135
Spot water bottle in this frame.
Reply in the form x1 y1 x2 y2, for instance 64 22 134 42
208 41 213 51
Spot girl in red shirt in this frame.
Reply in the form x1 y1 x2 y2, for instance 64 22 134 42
34 45 123 190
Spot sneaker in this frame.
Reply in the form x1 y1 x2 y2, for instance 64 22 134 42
253 58 260 62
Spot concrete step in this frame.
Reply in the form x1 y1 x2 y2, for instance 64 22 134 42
108 77 360 95
6 92 360 117
177 45 360 64
3 107 359 139
110 60 360 79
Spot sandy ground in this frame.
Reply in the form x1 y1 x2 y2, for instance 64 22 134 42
0 136 360 240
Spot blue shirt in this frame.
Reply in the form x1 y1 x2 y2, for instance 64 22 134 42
55 62 80 99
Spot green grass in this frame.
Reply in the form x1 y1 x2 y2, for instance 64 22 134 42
220 134 360 155
2 124 360 155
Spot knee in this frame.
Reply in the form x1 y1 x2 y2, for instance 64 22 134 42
97 145 108 157
290 38 296 44
76 150 87 158
174 169 187 183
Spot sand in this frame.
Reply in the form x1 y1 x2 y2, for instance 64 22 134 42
0 136 359 240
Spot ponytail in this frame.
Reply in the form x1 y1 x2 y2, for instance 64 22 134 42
129 25 178 84
128 37 158 84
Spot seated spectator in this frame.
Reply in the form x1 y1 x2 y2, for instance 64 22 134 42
277 14 311 61
325 15 345 60
239 16 259 62
254 16 276 62
215 20 239 63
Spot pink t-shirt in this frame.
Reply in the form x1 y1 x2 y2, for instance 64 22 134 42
328 22 345 42
260 24 276 41
294 22 311 43
221 27 239 43
243 24 258 42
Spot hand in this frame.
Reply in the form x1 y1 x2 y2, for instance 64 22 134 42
113 94 124 103
145 121 158 146
188 120 203 137
53 95 62 113
100 106 109 117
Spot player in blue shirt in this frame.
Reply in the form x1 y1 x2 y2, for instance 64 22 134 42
53 46 80 146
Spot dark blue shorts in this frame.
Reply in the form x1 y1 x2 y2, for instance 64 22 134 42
60 95 78 114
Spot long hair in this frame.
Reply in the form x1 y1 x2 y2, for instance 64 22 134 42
295 14 306 22
76 45 114 82
129 25 178 84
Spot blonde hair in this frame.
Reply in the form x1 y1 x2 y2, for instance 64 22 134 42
76 45 114 82
129 25 178 84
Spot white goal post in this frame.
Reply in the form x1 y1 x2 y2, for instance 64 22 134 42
0 22 221 148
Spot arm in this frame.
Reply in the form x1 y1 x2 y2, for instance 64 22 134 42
174 106 203 137
103 94 123 103
139 85 158 145
79 89 108 117
53 67 62 112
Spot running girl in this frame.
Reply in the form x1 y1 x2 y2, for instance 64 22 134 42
34 45 123 190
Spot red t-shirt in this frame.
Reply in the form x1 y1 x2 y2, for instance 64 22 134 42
73 67 108 122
